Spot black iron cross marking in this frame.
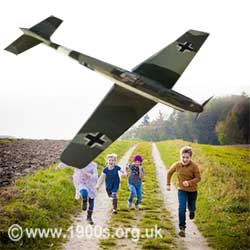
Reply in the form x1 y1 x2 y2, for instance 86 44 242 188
85 132 106 148
177 41 194 53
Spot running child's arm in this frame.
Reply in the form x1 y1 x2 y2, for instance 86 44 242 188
72 175 81 200
125 163 130 170
96 172 106 189
188 165 201 186
123 163 130 176
166 163 177 189
139 166 144 179
116 165 127 176
119 168 127 176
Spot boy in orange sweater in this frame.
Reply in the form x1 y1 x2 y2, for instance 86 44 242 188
166 146 201 237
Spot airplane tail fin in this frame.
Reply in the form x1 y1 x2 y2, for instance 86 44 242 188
5 16 63 55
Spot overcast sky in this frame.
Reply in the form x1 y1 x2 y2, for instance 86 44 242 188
1 0 249 139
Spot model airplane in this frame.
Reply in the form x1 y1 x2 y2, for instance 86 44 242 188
5 16 211 168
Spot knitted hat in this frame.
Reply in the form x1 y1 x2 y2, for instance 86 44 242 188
133 154 143 163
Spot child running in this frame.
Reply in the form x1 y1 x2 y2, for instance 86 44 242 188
126 154 144 210
96 153 126 214
57 162 98 225
166 146 201 237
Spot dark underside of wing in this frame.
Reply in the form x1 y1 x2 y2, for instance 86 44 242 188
60 85 155 168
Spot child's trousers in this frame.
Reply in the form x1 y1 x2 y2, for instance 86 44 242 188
107 191 118 210
80 189 95 211
178 190 197 229
128 183 142 206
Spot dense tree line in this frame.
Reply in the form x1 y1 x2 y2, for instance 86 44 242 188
122 94 249 145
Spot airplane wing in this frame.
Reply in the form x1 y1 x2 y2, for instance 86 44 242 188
60 85 155 168
132 30 209 89
61 30 209 168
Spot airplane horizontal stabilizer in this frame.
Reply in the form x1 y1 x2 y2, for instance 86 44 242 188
5 16 62 55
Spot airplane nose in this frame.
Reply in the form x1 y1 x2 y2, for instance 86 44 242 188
190 103 203 113
198 105 203 112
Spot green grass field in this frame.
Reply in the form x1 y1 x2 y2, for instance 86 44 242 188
99 142 177 250
0 140 135 250
1 139 249 250
157 140 250 250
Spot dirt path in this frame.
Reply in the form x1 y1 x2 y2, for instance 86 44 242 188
152 143 211 250
62 145 137 250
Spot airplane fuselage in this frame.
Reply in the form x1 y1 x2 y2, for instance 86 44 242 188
53 44 203 113
20 28 203 113
110 68 203 113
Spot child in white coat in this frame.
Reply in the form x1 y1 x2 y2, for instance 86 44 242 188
57 162 98 224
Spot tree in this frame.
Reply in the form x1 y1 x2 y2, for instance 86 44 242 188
121 94 249 145
216 96 250 144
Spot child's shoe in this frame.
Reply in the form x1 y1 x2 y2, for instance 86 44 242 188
128 201 132 209
87 210 94 225
135 204 139 210
82 199 87 211
113 198 118 213
178 228 185 237
189 211 195 220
